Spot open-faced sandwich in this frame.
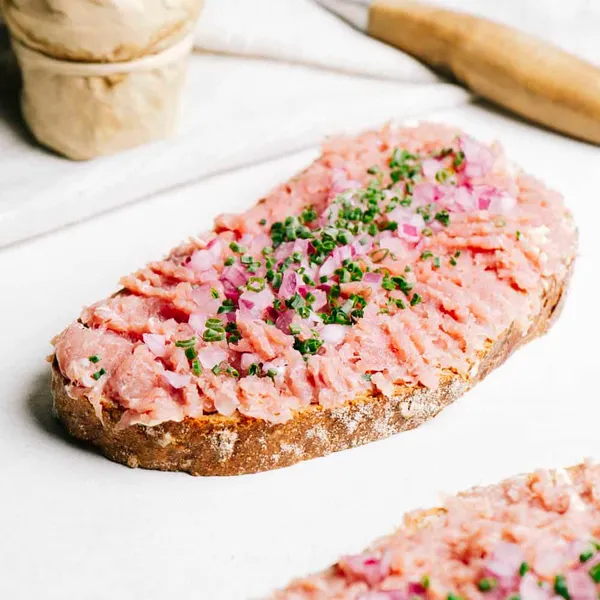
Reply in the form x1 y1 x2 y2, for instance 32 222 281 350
51 123 577 475
273 462 600 600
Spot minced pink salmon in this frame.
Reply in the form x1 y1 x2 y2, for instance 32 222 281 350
53 123 576 427
273 463 600 600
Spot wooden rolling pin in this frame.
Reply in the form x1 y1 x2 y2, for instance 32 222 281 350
317 0 600 145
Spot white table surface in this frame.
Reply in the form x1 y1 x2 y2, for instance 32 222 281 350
1 103 599 600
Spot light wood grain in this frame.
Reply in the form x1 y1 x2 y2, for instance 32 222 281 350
369 0 600 144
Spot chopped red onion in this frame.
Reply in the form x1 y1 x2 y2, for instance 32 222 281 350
162 370 190 389
519 573 552 600
197 347 228 369
363 272 382 284
240 352 260 371
239 288 275 316
142 333 167 358
412 182 439 206
311 289 327 311
338 554 391 587
358 592 406 600
188 312 208 334
262 359 286 377
485 542 524 588
407 581 428 596
565 570 597 600
189 238 222 273
221 264 248 289
351 238 373 256
275 309 295 333
189 249 215 273
192 284 222 314
461 135 495 178
421 157 443 178
321 324 347 345
279 270 299 299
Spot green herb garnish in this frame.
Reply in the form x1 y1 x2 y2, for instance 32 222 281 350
410 293 422 306
184 347 197 360
435 210 450 226
191 359 202 376
92 368 106 380
477 578 497 592
589 562 600 582
247 277 266 292
554 574 570 599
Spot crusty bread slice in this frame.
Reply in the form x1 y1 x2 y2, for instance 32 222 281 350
272 462 597 598
52 262 571 476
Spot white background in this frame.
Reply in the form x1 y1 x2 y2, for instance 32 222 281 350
0 102 599 599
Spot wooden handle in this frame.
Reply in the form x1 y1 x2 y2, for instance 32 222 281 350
369 0 600 144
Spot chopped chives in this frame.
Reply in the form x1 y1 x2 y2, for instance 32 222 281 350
191 359 202 376
229 241 245 253
175 337 196 348
184 347 197 360
589 562 600 582
553 574 569 599
92 368 106 380
247 277 266 292
580 548 594 563
218 299 235 313
410 293 422 306
477 578 497 592
203 330 225 342
453 151 465 168
435 210 450 226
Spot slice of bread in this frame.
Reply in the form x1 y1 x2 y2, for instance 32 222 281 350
273 463 600 599
51 123 577 475
51 270 569 475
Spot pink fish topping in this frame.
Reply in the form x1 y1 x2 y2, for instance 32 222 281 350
274 463 600 600
52 123 576 427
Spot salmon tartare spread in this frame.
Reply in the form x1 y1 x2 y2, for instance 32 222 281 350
53 123 576 427
274 463 600 600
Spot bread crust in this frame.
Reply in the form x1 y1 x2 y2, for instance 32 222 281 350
51 260 572 476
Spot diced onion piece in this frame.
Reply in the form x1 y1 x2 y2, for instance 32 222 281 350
198 347 228 369
142 333 167 358
162 370 190 389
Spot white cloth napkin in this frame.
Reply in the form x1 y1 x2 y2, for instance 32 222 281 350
0 0 598 247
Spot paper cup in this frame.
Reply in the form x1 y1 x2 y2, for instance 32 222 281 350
2 0 204 62
13 34 194 160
